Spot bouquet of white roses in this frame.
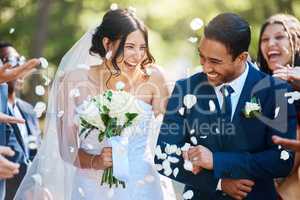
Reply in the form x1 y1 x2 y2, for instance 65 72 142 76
78 90 142 188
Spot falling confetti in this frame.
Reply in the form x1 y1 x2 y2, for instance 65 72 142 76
280 150 290 161
167 156 180 163
34 101 47 118
200 135 208 139
128 6 137 13
183 160 193 171
187 37 198 43
69 88 80 98
215 128 220 134
42 74 51 86
35 85 45 96
31 174 42 185
105 51 112 60
110 3 118 11
183 190 194 199
57 110 64 118
39 57 49 69
164 168 173 176
115 81 125 91
183 94 197 109
173 168 179 177
145 68 153 76
278 145 282 150
165 144 178 155
209 100 216 112
9 28 15 34
178 107 185 116
190 136 198 145
274 107 280 118
78 187 85 197
27 135 38 150
181 143 191 151
190 18 203 31
155 164 163 171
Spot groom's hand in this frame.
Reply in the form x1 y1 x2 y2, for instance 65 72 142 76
182 150 203 174
188 145 213 170
221 179 255 200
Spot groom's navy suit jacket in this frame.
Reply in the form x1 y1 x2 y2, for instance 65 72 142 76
155 63 296 200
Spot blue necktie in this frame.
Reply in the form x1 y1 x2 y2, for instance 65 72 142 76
220 85 234 122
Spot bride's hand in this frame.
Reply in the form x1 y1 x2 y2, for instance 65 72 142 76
93 147 113 170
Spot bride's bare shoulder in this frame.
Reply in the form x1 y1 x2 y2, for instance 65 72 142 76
147 64 168 84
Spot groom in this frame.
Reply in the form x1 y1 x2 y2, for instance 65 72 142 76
155 13 296 200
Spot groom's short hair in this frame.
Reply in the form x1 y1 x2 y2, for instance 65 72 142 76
204 13 251 60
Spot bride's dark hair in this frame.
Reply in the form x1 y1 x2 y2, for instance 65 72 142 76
90 9 155 82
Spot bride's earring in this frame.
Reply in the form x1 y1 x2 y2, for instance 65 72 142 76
105 50 112 60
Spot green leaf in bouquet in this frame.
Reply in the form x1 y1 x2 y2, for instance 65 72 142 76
104 90 113 102
98 131 105 142
101 105 110 114
124 113 138 127
101 113 110 127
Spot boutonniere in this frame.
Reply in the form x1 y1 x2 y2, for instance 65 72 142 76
242 97 262 118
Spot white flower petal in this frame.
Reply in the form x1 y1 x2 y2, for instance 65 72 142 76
280 150 290 160
110 3 118 10
181 143 191 151
173 167 179 177
145 68 153 76
178 107 185 116
39 57 49 69
105 51 112 60
78 187 85 197
176 148 182 156
31 174 42 185
183 190 194 199
35 85 45 96
288 98 294 104
155 164 163 171
190 136 197 145
164 168 173 176
9 28 15 34
42 74 51 86
57 110 64 118
190 18 203 31
190 129 195 135
187 37 198 43
162 159 171 170
274 107 280 118
278 145 282 150
69 88 80 98
209 100 216 112
167 156 180 163
200 135 208 139
215 128 220 134
115 81 125 91
183 160 193 171
183 94 197 109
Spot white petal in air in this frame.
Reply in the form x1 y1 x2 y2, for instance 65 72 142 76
183 94 197 109
176 148 182 156
190 18 204 31
31 174 42 186
34 101 47 118
69 88 80 98
178 107 185 116
39 57 49 69
35 85 45 96
288 98 294 104
155 164 163 171
190 129 195 135
9 28 15 34
209 100 216 112
173 168 179 177
110 3 118 11
42 75 51 86
128 6 137 13
280 150 290 161
183 160 193 171
167 156 180 163
115 81 125 91
183 190 194 199
187 37 198 43
78 187 85 197
190 136 198 145
105 51 112 60
57 110 64 118
181 143 191 151
278 145 282 150
200 135 208 139
145 68 153 76
274 107 280 118
164 168 173 176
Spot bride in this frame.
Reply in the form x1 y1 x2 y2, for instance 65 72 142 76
14 8 176 200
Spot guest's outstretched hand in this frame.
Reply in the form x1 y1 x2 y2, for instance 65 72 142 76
272 135 300 152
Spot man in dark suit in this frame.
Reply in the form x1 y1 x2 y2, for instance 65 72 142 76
155 13 296 200
0 42 41 200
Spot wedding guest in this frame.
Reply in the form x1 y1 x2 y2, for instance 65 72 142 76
0 42 41 200
257 13 300 200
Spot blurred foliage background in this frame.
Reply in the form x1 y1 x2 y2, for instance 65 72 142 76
0 0 299 108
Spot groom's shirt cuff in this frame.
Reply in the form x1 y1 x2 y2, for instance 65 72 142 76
216 179 222 191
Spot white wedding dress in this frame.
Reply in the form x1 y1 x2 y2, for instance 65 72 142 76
72 100 176 200
14 28 176 200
